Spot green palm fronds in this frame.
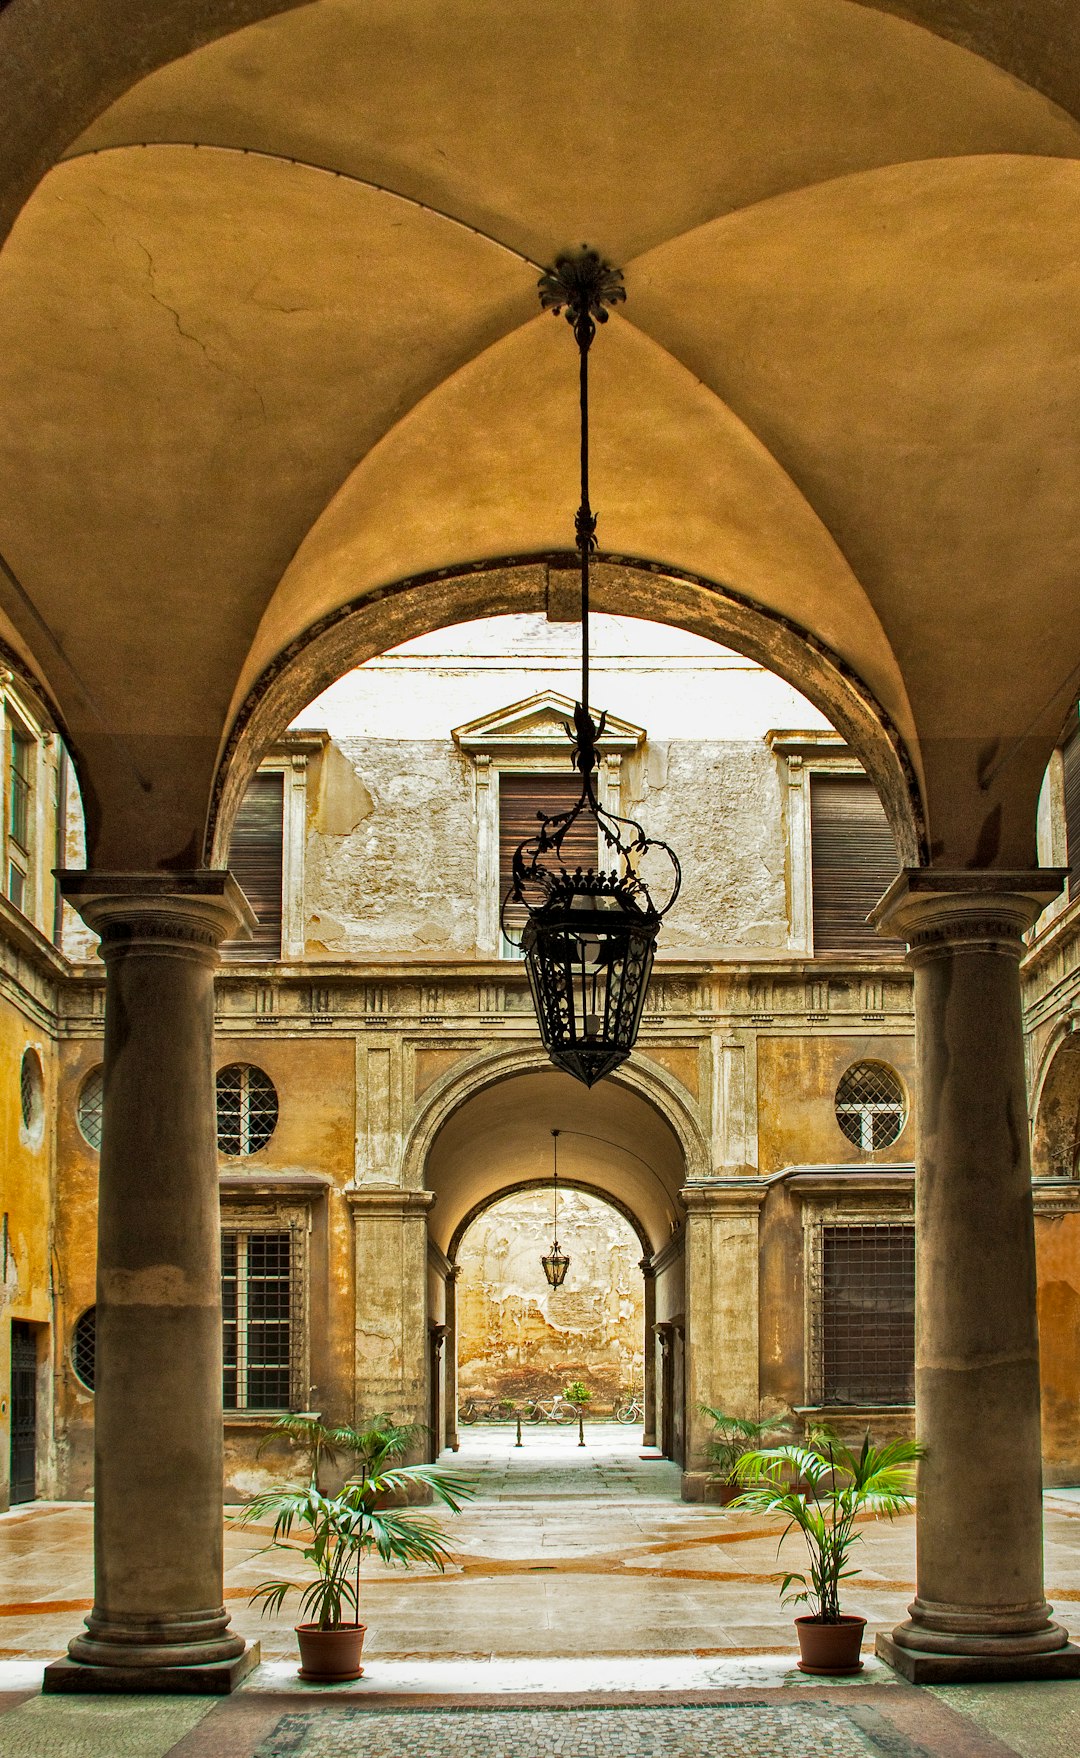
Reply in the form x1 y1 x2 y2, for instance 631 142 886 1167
238 1413 474 1631
730 1427 923 1623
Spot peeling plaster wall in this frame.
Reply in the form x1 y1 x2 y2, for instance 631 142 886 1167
457 1190 645 1407
305 737 477 959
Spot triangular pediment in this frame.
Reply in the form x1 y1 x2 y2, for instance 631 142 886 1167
452 690 645 754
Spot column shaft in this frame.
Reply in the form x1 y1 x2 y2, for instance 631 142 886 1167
641 1266 657 1447
44 873 257 1695
873 870 1080 1684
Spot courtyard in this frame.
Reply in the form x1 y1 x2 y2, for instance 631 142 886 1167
2 1430 1080 1755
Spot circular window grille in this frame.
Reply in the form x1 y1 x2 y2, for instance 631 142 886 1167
77 1066 104 1151
216 1063 279 1157
72 1306 96 1391
835 1061 906 1152
20 1048 44 1143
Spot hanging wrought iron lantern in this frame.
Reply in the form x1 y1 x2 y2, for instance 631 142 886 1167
504 248 681 1088
541 1129 570 1288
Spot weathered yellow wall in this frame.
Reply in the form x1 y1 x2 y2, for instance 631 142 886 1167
1037 1209 1080 1485
757 1034 917 1173
0 994 56 1507
52 1030 361 1499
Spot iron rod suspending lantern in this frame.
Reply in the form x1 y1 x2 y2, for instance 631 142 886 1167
504 248 680 1089
541 1129 570 1288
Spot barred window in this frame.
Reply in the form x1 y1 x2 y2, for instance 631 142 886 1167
216 1063 278 1157
835 1061 906 1151
822 1223 914 1405
77 1066 104 1151
72 1306 96 1391
222 1229 293 1411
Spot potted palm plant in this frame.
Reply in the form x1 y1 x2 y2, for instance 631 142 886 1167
239 1414 471 1682
731 1428 922 1674
700 1406 785 1504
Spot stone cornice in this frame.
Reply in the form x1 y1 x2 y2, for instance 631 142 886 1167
345 1186 436 1217
679 1179 768 1213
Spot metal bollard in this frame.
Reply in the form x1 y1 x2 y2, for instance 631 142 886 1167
578 1411 585 1448
515 1415 523 1447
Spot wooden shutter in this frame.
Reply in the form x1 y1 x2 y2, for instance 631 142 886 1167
810 774 903 955
222 772 284 961
499 772 598 935
1064 726 1080 898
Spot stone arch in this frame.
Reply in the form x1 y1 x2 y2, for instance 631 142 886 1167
401 1037 710 1236
1032 1017 1080 1180
448 1176 652 1264
209 554 925 869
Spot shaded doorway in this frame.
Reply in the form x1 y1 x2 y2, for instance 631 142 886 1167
9 1321 37 1504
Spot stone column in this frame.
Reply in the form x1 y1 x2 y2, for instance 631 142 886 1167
445 1265 461 1452
44 872 258 1694
680 1182 765 1499
641 1262 657 1447
347 1188 434 1438
872 870 1080 1683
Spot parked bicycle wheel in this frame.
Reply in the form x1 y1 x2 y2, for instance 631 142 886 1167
459 1399 478 1424
614 1398 639 1424
551 1398 577 1424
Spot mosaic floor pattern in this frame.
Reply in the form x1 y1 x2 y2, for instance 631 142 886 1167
253 1702 916 1758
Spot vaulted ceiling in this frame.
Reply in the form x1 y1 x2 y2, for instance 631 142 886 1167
1 0 1078 871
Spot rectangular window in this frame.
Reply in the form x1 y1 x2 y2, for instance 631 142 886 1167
221 1228 293 1411
6 723 33 914
809 774 903 955
499 771 599 950
821 1223 914 1405
1064 723 1080 900
221 773 285 962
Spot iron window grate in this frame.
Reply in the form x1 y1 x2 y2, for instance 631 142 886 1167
222 1228 293 1411
72 1306 96 1391
835 1060 906 1151
216 1063 279 1157
77 1066 104 1151
821 1223 914 1405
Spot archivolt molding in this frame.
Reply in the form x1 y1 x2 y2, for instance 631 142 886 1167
399 1039 710 1196
447 1176 651 1263
208 553 925 870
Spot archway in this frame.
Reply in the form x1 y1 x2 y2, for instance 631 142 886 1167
410 1057 702 1485
1032 1026 1080 1181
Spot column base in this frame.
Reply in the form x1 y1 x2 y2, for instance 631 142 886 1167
876 1633 1080 1684
42 1642 260 1696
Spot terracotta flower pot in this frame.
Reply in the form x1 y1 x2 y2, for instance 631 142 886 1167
794 1613 866 1675
296 1621 367 1683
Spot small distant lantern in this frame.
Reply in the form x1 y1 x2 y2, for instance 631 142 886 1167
504 248 680 1088
541 1129 570 1288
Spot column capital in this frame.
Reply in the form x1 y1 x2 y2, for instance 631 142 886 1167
57 869 255 954
345 1186 436 1217
869 868 1067 957
680 1180 767 1214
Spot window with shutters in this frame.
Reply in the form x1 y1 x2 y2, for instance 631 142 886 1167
221 772 285 961
499 771 599 955
1065 723 1080 901
809 774 903 956
808 1220 915 1406
7 719 33 914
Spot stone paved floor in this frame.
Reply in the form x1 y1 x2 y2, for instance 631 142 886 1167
1 1429 1079 1755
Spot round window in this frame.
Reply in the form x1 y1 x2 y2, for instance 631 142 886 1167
77 1065 104 1151
19 1048 44 1147
216 1063 279 1157
72 1306 96 1391
835 1061 906 1152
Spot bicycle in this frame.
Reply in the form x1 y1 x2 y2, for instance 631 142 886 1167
458 1398 513 1423
522 1393 577 1424
613 1392 645 1424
